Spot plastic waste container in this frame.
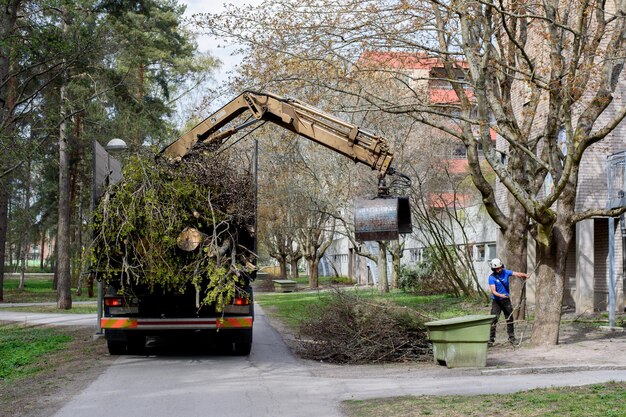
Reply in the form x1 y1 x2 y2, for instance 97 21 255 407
425 314 495 368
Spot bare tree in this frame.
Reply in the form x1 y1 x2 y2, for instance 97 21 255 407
203 0 626 346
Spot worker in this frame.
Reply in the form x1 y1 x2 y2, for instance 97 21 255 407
488 258 528 346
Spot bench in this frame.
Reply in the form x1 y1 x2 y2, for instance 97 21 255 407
272 280 297 293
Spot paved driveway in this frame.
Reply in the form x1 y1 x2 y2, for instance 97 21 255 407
1 306 625 417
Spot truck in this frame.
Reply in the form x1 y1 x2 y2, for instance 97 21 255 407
99 90 410 355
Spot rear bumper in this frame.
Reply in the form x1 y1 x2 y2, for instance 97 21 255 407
100 316 253 330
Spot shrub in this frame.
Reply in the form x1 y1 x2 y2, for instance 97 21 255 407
399 262 461 295
329 276 353 285
296 290 431 364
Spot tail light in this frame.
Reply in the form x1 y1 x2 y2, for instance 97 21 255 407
234 296 250 306
104 296 125 307
223 295 251 314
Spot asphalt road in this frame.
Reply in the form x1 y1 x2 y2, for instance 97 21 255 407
2 306 625 417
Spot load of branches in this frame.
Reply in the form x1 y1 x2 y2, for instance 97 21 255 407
91 143 256 310
296 291 432 364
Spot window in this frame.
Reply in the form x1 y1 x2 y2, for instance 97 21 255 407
409 248 420 263
487 244 496 260
475 245 485 261
334 254 347 264
452 145 467 158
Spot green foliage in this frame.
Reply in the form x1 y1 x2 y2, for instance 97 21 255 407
1 0 219 314
330 276 353 285
92 150 255 311
398 264 432 294
0 325 71 381
399 249 460 296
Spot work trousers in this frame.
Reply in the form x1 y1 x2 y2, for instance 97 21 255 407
490 297 515 342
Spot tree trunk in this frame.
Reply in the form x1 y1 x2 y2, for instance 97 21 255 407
87 271 94 298
378 241 389 293
57 79 72 309
290 257 300 279
0 183 8 302
0 0 21 301
18 159 31 289
40 229 46 270
308 258 319 288
279 259 288 279
530 222 572 346
52 232 58 290
390 240 401 289
502 204 529 321
18 245 27 289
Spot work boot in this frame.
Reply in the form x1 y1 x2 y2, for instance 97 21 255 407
487 340 494 348
509 337 520 346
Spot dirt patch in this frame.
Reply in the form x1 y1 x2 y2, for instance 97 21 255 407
486 313 626 369
0 324 113 417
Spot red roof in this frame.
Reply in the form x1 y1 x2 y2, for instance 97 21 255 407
445 159 469 174
429 88 475 104
359 51 440 69
359 51 468 70
429 193 472 209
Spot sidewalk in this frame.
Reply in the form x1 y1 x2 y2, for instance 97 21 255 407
0 308 98 327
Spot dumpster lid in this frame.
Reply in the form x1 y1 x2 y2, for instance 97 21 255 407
425 314 495 327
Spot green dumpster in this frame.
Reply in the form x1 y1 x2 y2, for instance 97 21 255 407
425 315 495 368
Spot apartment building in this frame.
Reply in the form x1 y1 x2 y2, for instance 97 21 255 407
319 41 626 316
320 51 498 291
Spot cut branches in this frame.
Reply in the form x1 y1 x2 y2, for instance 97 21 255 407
91 145 256 311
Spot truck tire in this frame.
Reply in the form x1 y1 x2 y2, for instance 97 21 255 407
233 341 252 356
107 340 127 355
232 328 253 356
127 334 145 355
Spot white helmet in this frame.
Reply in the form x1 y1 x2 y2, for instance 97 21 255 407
490 258 503 270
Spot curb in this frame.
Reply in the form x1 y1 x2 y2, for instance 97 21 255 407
481 364 626 375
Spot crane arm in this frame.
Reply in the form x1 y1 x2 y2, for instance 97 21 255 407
160 91 395 176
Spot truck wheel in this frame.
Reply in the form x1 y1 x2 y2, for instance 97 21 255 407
107 340 127 355
232 329 253 356
127 334 145 355
233 341 252 356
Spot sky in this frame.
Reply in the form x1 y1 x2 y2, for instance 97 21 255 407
180 0 264 83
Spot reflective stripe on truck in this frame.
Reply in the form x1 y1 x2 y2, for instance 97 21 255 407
100 316 253 330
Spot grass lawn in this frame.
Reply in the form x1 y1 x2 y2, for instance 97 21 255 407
254 288 490 328
342 382 626 417
255 291 329 326
2 278 96 304
0 324 72 381
0 322 110 416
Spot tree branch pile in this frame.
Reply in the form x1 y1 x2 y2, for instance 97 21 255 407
296 291 432 364
91 144 256 310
